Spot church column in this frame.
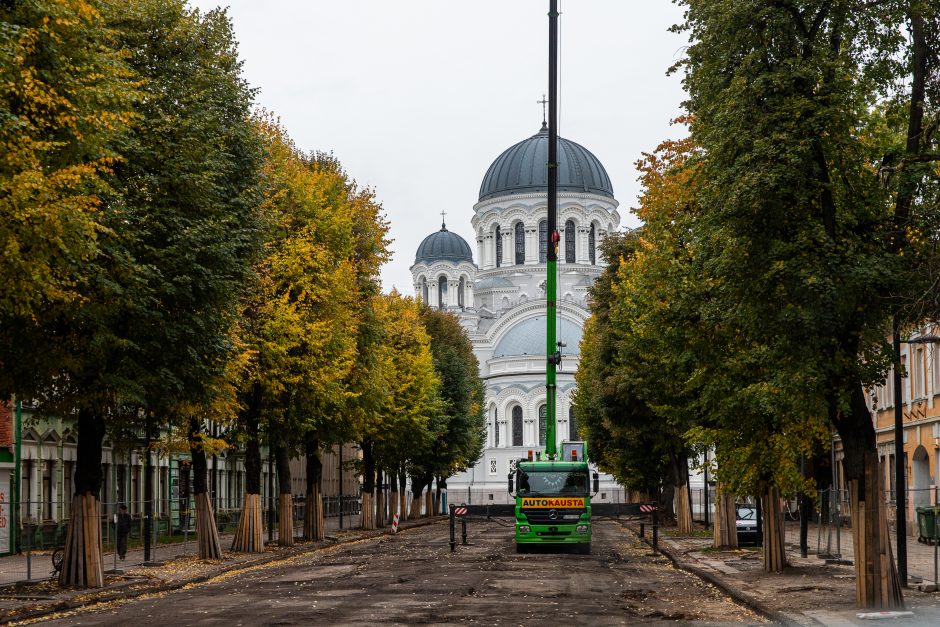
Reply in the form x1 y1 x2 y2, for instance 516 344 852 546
465 280 474 309
524 224 538 265
483 233 494 270
501 229 513 266
428 278 439 308
449 280 459 309
577 227 590 265
476 235 484 269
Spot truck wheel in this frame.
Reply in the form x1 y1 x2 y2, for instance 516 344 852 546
516 544 529 554
576 543 591 555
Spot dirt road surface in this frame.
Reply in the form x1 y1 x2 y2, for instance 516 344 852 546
30 519 768 625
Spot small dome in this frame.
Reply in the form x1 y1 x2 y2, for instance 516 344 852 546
492 316 583 358
415 225 473 265
479 124 614 201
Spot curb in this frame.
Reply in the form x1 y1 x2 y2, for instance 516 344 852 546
622 523 812 627
0 516 445 625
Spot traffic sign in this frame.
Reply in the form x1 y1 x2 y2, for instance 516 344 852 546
453 506 468 517
640 504 657 513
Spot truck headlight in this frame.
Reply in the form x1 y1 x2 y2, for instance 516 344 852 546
518 525 531 533
576 524 588 533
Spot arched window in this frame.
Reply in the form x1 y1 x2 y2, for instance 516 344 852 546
565 220 575 263
494 407 499 448
538 219 548 263
458 276 465 309
511 406 523 446
495 225 502 268
538 405 547 446
589 223 596 265
514 222 525 265
438 276 447 310
421 278 428 303
569 406 577 440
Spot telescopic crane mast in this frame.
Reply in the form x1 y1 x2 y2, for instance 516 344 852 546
544 0 560 461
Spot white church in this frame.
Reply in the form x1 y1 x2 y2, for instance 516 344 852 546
411 122 626 505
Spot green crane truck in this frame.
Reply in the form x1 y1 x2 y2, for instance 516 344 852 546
507 0 599 555
509 442 599 553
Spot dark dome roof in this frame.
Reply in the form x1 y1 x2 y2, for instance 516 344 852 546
478 124 614 201
415 225 473 265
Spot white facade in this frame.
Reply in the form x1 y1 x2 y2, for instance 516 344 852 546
411 128 626 505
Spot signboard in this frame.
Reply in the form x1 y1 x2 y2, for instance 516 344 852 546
0 468 10 554
520 497 585 509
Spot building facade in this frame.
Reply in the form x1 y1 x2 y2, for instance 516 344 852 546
411 123 626 504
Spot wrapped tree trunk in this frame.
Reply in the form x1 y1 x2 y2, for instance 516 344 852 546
303 434 324 541
424 478 433 519
189 418 221 559
409 476 423 520
59 407 106 588
670 449 693 534
276 445 293 546
836 384 903 608
712 484 738 548
232 402 263 552
359 439 375 530
762 487 786 572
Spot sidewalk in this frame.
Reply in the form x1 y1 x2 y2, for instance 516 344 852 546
0 517 441 625
636 524 940 626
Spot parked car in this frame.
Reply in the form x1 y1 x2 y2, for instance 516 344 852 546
736 504 759 545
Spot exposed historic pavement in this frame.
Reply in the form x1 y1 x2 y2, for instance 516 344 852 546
29 519 766 625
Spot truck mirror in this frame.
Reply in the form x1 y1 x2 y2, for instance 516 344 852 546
593 472 599 494
508 473 514 494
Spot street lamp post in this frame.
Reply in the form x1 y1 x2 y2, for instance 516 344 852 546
893 328 940 587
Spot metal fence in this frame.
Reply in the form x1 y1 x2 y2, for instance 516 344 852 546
0 495 363 587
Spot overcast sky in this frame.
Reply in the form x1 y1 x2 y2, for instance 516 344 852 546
188 0 688 293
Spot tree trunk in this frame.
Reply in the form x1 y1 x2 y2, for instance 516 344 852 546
398 470 407 520
389 467 399 525
424 479 433 519
835 383 903 608
669 449 693 534
410 476 423 520
799 455 815 558
190 418 221 559
276 445 293 546
713 484 738 548
304 434 324 541
59 407 106 587
232 405 263 552
762 487 786 572
359 439 375 530
375 467 385 528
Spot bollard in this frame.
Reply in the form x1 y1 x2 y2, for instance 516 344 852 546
639 522 645 538
461 516 468 545
449 506 457 552
652 509 659 554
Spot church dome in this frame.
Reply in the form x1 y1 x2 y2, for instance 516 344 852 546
478 124 614 202
492 316 583 358
415 225 473 265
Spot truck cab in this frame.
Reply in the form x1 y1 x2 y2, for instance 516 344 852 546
509 441 599 554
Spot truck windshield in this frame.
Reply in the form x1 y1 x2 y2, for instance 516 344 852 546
517 470 588 497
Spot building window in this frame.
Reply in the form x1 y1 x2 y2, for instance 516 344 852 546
589 223 596 265
539 220 547 263
538 405 547 446
488 458 497 475
514 222 525 265
43 459 54 520
933 345 940 395
565 220 575 263
458 276 465 309
511 406 523 446
494 407 499 448
569 406 578 440
438 276 447 310
914 347 925 399
495 225 502 267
